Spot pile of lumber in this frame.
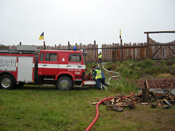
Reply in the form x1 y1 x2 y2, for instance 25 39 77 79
134 89 175 108
91 90 175 112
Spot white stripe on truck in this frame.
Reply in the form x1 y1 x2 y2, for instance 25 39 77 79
38 64 86 69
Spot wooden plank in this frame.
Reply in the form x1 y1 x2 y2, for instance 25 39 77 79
108 44 110 61
102 45 103 61
135 43 138 60
112 44 114 61
120 39 122 61
144 42 147 59
110 44 112 61
96 44 98 62
144 31 175 34
133 43 136 60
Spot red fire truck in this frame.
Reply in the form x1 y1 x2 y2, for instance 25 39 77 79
0 45 95 91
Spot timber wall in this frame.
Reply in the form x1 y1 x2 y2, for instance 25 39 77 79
1 39 175 62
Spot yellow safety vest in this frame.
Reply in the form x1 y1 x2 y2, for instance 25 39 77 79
95 69 102 79
98 54 102 59
90 70 94 74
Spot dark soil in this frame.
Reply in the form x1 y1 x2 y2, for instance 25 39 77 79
136 78 175 89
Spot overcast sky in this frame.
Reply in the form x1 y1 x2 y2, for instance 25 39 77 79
0 0 175 47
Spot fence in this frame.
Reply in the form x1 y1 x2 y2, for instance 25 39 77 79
1 39 175 62
102 40 175 61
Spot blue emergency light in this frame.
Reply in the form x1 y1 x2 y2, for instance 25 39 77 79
73 47 77 51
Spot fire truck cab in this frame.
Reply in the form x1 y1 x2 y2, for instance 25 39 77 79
0 45 95 91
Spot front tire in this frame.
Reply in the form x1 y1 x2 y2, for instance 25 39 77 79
57 76 72 91
0 74 15 90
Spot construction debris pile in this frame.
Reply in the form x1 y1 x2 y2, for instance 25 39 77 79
92 89 175 112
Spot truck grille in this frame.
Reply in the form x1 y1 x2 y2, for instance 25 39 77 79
82 72 85 80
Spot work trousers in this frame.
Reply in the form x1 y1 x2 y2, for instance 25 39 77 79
98 58 102 64
101 78 105 86
95 78 102 90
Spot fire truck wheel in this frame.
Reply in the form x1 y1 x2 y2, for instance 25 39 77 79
0 74 15 90
57 76 72 91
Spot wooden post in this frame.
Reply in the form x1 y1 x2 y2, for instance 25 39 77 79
133 43 136 60
147 33 150 59
43 41 46 49
120 39 123 61
142 88 149 102
68 41 70 50
55 44 56 49
142 80 149 102
102 45 103 62
94 40 96 62
80 43 82 49
108 44 109 61
96 44 98 62
112 43 114 61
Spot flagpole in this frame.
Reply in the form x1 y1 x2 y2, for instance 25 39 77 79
43 40 45 49
39 32 45 49
43 31 46 50
43 32 45 49
120 29 122 61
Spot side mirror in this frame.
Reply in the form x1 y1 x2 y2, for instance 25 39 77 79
83 52 87 56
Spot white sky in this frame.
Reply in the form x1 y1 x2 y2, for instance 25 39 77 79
0 0 175 47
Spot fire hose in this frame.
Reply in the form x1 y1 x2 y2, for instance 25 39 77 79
101 62 120 85
85 92 135 131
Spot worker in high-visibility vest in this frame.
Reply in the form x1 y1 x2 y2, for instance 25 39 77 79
101 69 105 89
92 65 103 90
98 52 102 64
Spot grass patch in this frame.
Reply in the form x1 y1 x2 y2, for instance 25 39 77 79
157 73 173 78
1 59 175 130
87 59 174 80
108 78 138 94
0 88 175 131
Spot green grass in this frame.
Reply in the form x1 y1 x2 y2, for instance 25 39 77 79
92 59 174 80
108 78 139 94
0 88 116 131
1 59 175 130
0 87 175 131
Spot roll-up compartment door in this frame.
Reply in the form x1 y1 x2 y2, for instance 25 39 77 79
17 57 33 82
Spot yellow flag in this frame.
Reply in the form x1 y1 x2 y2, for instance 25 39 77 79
119 29 121 39
39 32 44 40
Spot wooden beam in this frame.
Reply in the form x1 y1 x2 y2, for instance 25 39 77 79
147 33 149 58
120 39 122 61
144 31 175 34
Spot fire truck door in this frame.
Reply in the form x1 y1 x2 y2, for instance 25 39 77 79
42 53 58 75
17 56 33 82
58 52 69 72
68 53 82 77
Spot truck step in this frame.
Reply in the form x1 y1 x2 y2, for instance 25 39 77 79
43 78 54 80
43 84 55 86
